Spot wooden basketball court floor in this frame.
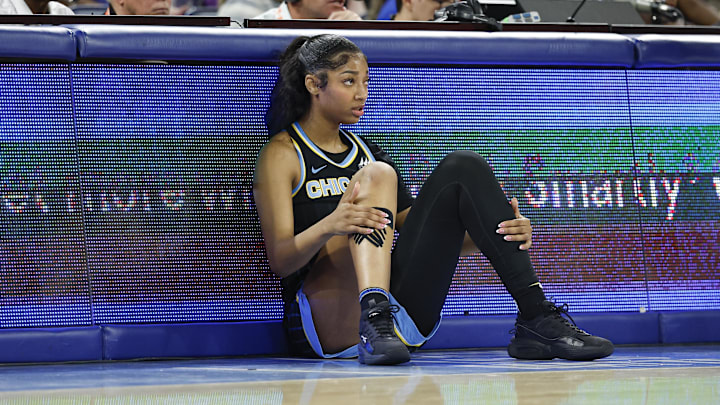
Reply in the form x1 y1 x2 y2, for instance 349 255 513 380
1 345 718 404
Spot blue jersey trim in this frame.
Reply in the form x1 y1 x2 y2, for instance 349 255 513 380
290 138 305 197
389 294 441 347
296 286 358 359
291 122 359 168
296 285 439 357
343 129 376 164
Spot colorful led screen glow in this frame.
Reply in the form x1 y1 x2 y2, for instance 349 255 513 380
1 64 718 327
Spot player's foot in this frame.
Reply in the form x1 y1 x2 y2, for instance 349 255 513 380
507 300 614 361
358 299 410 365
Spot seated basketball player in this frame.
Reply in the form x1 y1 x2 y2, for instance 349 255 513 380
253 34 614 365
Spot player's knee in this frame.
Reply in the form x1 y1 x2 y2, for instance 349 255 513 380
438 151 492 180
356 161 397 186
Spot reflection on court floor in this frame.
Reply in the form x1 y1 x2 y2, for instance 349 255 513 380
0 345 718 404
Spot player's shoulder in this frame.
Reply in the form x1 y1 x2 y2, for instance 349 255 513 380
255 131 300 183
258 131 297 162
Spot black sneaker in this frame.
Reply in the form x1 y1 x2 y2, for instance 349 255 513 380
358 299 410 365
507 300 614 361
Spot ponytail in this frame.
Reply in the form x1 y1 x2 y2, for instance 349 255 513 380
265 34 364 137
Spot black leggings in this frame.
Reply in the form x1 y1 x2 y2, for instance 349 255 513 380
390 151 540 336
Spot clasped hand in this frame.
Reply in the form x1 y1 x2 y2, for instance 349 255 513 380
497 197 533 250
325 183 390 236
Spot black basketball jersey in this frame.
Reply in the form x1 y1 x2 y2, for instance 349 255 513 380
280 122 414 301
286 121 414 236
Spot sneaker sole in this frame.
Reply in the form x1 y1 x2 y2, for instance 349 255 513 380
508 338 614 361
358 345 411 365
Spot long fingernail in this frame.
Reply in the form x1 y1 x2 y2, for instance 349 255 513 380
496 228 504 234
504 235 511 241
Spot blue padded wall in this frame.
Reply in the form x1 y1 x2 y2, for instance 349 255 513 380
0 327 102 363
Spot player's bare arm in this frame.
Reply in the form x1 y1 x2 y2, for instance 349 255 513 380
254 133 388 278
254 133 329 278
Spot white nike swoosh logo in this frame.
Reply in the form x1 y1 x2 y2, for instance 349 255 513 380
311 165 327 174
